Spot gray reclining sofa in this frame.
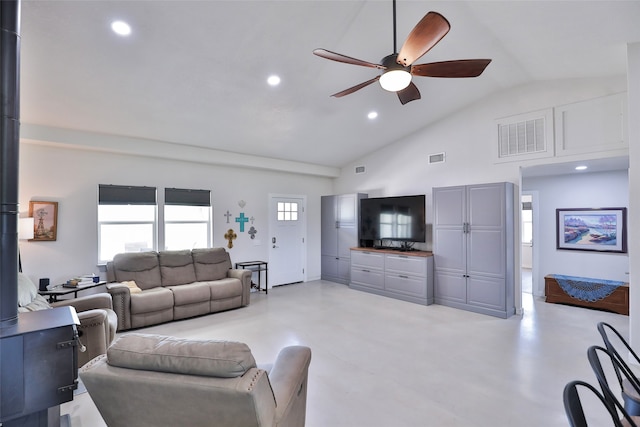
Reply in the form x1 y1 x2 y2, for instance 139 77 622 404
106 248 251 331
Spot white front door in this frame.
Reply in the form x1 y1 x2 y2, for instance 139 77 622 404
268 195 305 287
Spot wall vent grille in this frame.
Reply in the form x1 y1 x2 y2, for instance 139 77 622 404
428 152 445 164
498 117 546 158
355 166 366 174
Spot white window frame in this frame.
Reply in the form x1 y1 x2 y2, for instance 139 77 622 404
98 185 158 264
163 188 212 250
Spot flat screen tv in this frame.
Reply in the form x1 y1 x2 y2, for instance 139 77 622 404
359 194 426 247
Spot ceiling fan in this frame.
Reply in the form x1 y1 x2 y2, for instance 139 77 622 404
313 0 492 105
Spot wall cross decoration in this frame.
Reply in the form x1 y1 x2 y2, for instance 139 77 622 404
248 226 257 239
224 228 237 249
224 210 232 223
250 216 255 224
235 212 249 232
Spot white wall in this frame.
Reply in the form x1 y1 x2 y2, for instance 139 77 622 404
18 142 332 285
627 43 640 352
522 170 629 291
334 76 629 201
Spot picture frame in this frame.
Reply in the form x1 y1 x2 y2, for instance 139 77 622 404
556 207 627 253
29 201 58 241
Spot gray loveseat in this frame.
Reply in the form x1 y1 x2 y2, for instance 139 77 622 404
106 248 251 331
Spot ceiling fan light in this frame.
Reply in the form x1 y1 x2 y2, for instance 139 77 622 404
379 69 412 92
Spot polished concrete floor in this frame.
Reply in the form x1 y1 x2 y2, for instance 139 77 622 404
63 280 629 426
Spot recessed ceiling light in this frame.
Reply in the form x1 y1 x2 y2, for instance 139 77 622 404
575 165 588 171
111 20 131 36
267 75 281 86
367 111 378 120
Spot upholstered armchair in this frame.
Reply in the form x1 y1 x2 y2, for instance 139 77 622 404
80 333 312 427
18 273 117 367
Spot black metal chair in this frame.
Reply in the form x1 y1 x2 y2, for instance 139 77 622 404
597 322 640 414
588 345 640 420
563 380 636 427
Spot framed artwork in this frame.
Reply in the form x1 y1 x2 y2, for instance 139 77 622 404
556 207 627 253
29 201 58 241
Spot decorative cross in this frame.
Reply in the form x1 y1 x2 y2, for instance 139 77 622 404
224 210 232 224
235 212 249 232
248 226 257 240
224 229 237 249
250 216 255 224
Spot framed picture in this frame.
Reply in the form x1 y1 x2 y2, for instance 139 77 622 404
556 207 627 253
29 201 58 241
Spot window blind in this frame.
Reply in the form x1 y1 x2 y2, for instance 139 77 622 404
164 188 211 206
98 184 157 205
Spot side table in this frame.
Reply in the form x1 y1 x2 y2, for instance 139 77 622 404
39 280 107 302
235 261 268 294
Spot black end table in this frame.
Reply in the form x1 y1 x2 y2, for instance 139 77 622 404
39 281 107 302
235 261 268 294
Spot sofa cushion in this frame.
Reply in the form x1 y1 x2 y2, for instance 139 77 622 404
112 252 162 290
159 250 197 286
107 333 256 378
192 248 231 281
130 287 174 314
168 282 211 306
18 273 38 307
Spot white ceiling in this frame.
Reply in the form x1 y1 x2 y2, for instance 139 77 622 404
19 1 640 169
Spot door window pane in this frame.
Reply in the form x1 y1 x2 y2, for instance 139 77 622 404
277 202 298 221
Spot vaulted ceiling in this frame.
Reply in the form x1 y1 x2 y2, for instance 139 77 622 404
19 1 640 169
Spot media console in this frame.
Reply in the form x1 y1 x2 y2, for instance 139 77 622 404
350 247 433 305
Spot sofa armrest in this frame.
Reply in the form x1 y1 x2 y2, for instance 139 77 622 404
228 269 252 306
106 283 132 331
75 309 112 366
269 346 312 427
51 292 113 312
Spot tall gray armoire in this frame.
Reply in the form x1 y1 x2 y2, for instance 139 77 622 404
321 193 367 284
433 182 515 318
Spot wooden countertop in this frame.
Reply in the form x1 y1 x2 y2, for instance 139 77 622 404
350 247 433 257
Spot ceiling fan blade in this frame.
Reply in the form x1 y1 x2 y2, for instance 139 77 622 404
397 82 421 105
331 76 380 98
412 59 492 78
313 49 384 69
397 12 450 67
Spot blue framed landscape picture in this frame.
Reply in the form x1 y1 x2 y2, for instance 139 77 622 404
556 207 627 253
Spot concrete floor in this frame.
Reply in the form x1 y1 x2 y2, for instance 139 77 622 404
63 280 629 426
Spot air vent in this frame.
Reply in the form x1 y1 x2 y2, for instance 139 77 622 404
428 152 445 164
355 166 366 174
498 117 545 158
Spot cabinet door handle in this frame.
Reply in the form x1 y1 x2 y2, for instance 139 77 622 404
399 275 409 279
362 269 370 273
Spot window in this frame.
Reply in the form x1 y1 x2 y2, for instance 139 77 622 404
277 202 298 221
98 185 157 263
164 188 211 250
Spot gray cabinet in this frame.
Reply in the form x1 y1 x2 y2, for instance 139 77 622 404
350 249 434 305
433 182 515 318
321 193 367 284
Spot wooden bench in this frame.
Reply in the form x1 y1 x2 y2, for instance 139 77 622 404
545 274 629 315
